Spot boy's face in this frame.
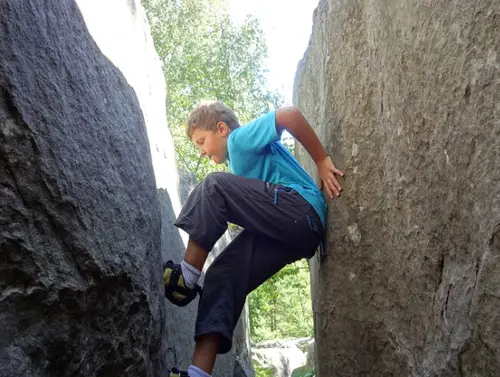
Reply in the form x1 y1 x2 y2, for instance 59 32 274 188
191 122 230 164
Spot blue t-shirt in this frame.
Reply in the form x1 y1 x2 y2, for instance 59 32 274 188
227 111 327 227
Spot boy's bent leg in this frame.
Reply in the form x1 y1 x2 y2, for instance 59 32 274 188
175 172 322 254
174 172 234 255
194 228 319 357
191 333 220 375
184 237 208 272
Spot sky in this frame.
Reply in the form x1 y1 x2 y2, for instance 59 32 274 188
227 0 319 104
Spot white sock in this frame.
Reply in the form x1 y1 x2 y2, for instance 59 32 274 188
187 365 211 377
180 260 201 289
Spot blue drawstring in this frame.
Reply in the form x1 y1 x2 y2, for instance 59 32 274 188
273 187 289 205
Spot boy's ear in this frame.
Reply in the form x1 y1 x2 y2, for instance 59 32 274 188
217 121 229 136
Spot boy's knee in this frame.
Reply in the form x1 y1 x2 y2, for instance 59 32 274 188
203 172 230 187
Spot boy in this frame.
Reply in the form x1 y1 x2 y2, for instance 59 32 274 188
164 101 344 377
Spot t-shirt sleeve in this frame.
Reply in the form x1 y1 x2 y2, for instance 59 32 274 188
229 111 281 152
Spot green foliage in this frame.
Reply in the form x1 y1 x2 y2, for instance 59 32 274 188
254 365 274 377
291 366 315 377
281 132 295 154
143 0 282 181
249 259 313 342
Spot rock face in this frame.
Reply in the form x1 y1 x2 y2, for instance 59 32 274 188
0 1 253 376
252 339 311 377
0 1 165 376
294 0 500 376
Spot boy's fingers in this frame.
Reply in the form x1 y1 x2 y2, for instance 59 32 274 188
326 172 341 193
332 167 344 177
322 168 343 199
324 181 333 199
327 179 334 195
328 179 338 197
321 172 340 199
332 177 342 192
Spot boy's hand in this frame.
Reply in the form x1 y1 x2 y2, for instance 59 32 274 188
316 156 344 199
274 106 344 198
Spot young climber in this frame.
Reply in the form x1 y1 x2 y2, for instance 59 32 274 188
164 101 344 377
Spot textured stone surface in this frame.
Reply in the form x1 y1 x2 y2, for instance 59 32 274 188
0 1 253 376
294 0 500 376
231 300 254 377
0 1 165 376
252 340 309 377
304 340 314 371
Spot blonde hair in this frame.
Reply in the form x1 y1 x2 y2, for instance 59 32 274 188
186 101 240 138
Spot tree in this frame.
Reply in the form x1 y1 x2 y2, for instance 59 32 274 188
143 0 282 181
249 259 313 342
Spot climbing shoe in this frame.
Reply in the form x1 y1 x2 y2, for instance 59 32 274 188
163 260 200 307
168 367 189 377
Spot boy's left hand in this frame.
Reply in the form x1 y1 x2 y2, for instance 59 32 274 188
316 156 344 199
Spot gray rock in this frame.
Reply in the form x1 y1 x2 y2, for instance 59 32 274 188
252 340 306 377
234 357 254 377
0 1 165 376
294 0 500 376
0 0 253 376
252 338 311 350
232 304 255 377
304 340 314 371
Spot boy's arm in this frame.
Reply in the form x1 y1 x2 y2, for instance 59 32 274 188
276 106 344 199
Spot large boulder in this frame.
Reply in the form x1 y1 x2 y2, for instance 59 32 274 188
304 340 314 371
0 1 253 376
294 0 500 376
0 0 165 376
252 339 308 377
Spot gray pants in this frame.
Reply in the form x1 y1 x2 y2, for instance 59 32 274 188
174 172 323 354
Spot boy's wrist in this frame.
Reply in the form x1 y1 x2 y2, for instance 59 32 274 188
313 152 329 165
